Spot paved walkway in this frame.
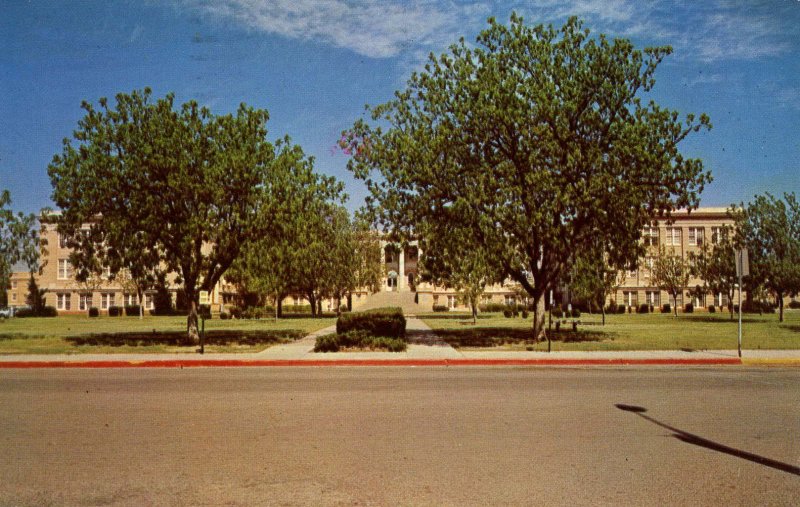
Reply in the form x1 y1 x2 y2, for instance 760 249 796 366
1 316 799 366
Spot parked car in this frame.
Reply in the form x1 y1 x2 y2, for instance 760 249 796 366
0 307 13 318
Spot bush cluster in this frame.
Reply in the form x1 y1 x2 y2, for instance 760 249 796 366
432 304 449 312
89 307 99 317
637 304 650 314
478 302 508 313
789 300 800 310
283 304 311 314
314 331 406 353
125 305 141 316
15 306 58 318
661 303 671 313
108 306 122 317
741 301 776 314
336 307 405 338
503 309 513 318
708 305 716 313
684 303 694 313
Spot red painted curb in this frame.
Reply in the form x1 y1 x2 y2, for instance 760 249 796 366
0 357 743 368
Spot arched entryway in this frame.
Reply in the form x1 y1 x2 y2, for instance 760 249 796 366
387 270 398 291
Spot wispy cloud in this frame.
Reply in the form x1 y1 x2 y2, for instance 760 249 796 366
179 0 483 59
177 0 798 63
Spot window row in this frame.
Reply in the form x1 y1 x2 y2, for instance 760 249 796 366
54 293 155 311
641 226 726 247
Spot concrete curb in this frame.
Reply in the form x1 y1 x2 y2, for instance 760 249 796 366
0 357 746 368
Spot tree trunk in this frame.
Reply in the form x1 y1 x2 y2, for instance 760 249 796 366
187 299 200 346
137 287 144 320
778 291 784 322
309 294 317 318
673 294 678 317
277 298 283 318
601 304 606 326
532 296 547 349
274 292 279 321
471 300 477 325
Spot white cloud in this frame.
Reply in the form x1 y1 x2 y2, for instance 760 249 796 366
180 0 484 58
178 0 797 63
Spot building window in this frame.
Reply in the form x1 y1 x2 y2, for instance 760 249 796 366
57 259 72 280
102 266 112 279
642 227 659 246
504 295 516 306
124 293 137 306
58 234 69 248
645 291 660 306
447 295 457 309
622 291 638 307
145 293 154 310
688 227 704 246
101 293 115 310
11 281 16 289
665 227 681 246
433 295 439 305
711 227 725 245
79 294 92 311
57 293 71 311
12 293 17 302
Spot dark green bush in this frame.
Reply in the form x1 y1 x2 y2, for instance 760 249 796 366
788 300 800 309
284 304 312 314
13 307 34 318
479 302 507 313
503 309 512 318
551 308 563 318
708 305 716 313
637 304 649 314
521 309 529 319
108 306 122 317
89 307 99 317
314 331 407 353
432 304 449 312
661 304 671 313
228 306 242 319
336 307 405 338
125 305 141 316
571 309 581 318
219 312 230 320
15 306 58 318
616 304 625 314
742 301 775 314
684 303 694 313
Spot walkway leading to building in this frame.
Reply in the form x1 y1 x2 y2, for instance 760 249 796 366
353 290 421 314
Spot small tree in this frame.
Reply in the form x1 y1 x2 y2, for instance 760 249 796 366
732 193 800 322
25 274 47 315
0 190 43 297
650 248 690 317
689 227 737 319
568 247 625 325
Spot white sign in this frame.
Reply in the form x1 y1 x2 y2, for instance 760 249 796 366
199 291 210 306
735 249 749 278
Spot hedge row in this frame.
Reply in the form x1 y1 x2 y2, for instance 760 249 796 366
314 331 406 353
15 306 58 318
336 307 406 338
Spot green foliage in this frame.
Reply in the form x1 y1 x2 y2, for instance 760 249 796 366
732 193 800 322
0 190 43 293
336 308 406 338
108 306 122 317
124 305 141 316
689 226 737 318
47 88 325 342
708 305 716 313
344 15 710 341
88 307 99 317
651 247 690 316
637 304 650 314
684 303 694 313
314 331 407 352
478 302 506 313
16 306 57 318
521 309 529 319
503 309 513 318
788 300 800 310
151 274 174 316
432 304 449 312
25 274 47 315
661 304 671 314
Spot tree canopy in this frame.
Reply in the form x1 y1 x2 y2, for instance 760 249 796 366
732 193 800 322
343 14 711 339
48 88 322 342
0 190 42 305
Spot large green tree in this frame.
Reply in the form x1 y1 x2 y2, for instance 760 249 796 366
343 15 711 340
650 247 690 317
48 88 309 344
732 193 800 322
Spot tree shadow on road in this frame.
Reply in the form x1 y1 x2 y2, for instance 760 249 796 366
615 404 800 476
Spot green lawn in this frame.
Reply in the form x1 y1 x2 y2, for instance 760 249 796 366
420 310 800 351
0 315 335 354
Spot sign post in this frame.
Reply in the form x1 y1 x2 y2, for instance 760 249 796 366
734 249 749 358
198 291 210 354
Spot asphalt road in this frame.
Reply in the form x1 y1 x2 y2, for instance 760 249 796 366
0 367 798 506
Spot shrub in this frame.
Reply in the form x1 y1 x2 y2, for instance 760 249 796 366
521 309 529 319
571 308 581 318
228 306 242 319
125 305 141 316
684 303 694 313
108 306 122 317
199 304 212 319
219 312 230 320
479 302 507 313
89 307 99 317
661 304 671 313
788 300 800 310
637 304 649 314
242 307 264 319
503 309 512 318
15 306 58 318
551 308 563 318
617 304 626 314
314 331 407 353
733 304 740 313
742 301 775 314
40 306 58 317
283 304 312 314
336 307 405 338
432 304 449 312
13 307 34 318
708 305 716 313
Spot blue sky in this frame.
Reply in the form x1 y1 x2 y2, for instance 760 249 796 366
1 0 798 215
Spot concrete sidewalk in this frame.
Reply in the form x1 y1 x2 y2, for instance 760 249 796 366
1 316 799 367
